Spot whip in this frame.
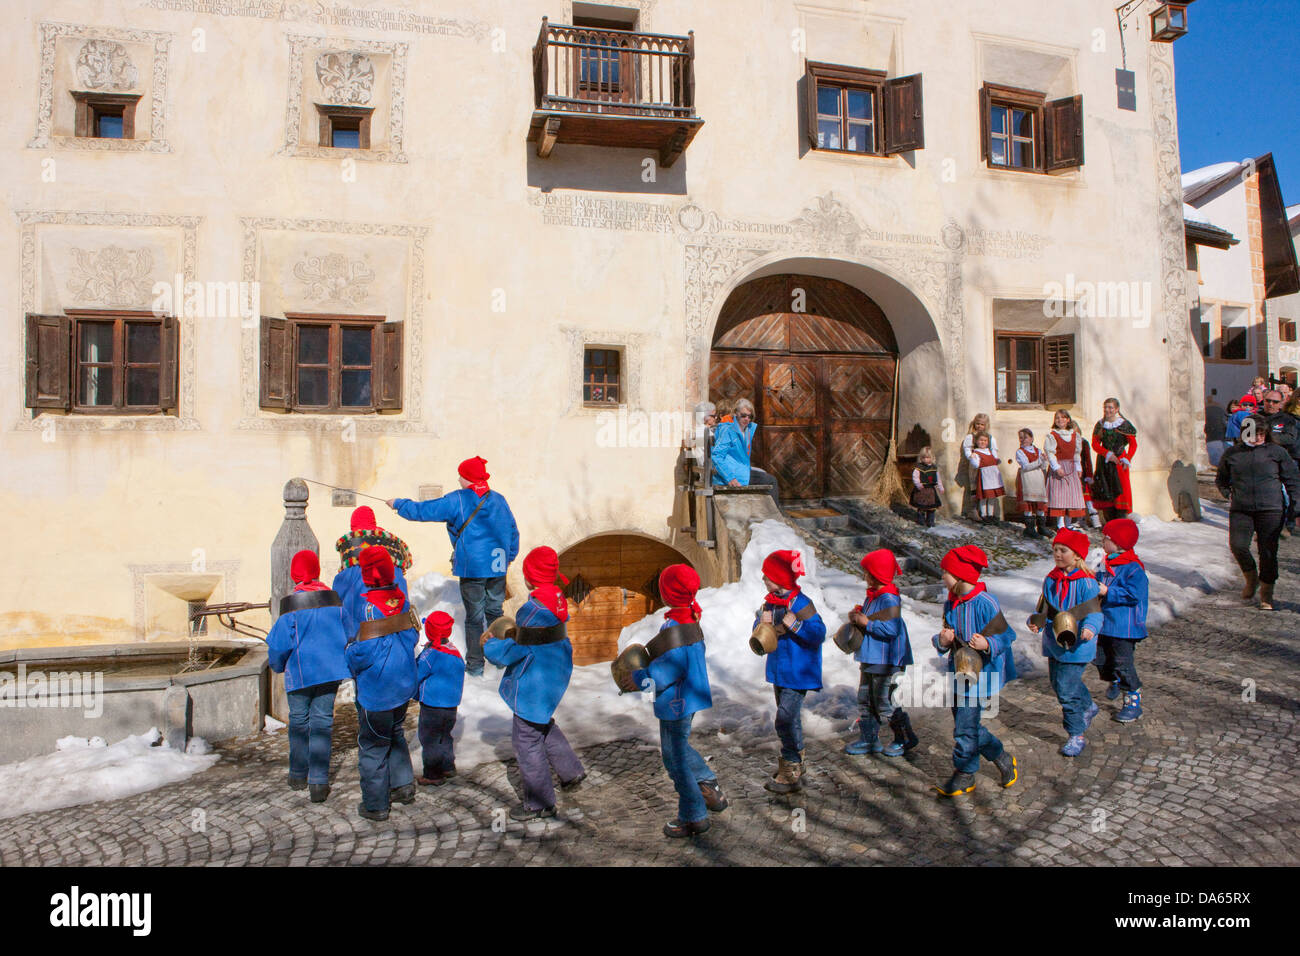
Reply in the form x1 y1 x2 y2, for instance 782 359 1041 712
299 477 392 504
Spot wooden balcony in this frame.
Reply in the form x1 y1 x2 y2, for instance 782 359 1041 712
529 19 703 167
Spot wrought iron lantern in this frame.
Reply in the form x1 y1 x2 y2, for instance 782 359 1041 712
1150 3 1190 42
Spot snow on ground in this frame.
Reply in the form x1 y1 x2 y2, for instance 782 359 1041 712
0 729 219 820
410 501 1243 770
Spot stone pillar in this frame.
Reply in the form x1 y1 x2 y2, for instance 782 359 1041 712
270 478 318 623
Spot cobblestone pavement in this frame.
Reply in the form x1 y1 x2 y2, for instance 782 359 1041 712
3 539 1297 867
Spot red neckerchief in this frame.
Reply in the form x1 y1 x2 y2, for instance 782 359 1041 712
428 636 462 659
363 587 406 616
469 481 490 498
974 448 998 467
293 580 331 592
665 603 701 624
530 584 569 622
1047 567 1089 607
865 583 899 602
1021 445 1039 461
1105 549 1144 573
765 586 801 609
948 582 986 607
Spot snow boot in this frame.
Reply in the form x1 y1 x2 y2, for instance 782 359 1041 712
884 711 919 757
357 803 389 822
846 737 883 755
1116 691 1143 723
994 752 1018 788
390 783 416 805
664 817 711 838
1241 569 1259 601
287 775 308 791
933 771 976 797
1023 517 1037 539
308 784 330 803
1060 734 1087 758
699 779 729 812
1083 701 1100 731
1259 582 1275 611
765 757 801 793
509 803 557 822
1105 678 1122 701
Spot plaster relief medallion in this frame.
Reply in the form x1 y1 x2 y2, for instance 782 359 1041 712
66 246 156 307
790 193 862 251
293 253 376 305
315 52 375 106
676 202 705 233
942 221 965 252
75 39 138 91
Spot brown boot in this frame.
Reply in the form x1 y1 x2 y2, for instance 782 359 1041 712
1259 581 1275 611
1241 570 1259 601
765 757 801 794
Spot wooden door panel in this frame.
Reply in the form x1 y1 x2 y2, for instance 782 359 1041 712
826 356 895 421
761 357 818 425
709 353 760 409
764 426 823 500
826 423 890 496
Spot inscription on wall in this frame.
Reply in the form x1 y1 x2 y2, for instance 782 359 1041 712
137 0 491 39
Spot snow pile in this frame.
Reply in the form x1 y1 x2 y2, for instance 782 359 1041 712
407 502 1241 768
0 728 219 820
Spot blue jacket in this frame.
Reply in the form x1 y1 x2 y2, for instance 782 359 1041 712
1097 560 1149 641
1226 408 1252 441
854 591 913 669
932 588 1018 695
344 593 419 711
393 489 520 579
632 618 713 721
755 592 825 691
334 565 408 640
482 599 573 724
1039 573 1105 663
711 420 756 486
266 595 351 692
416 644 466 708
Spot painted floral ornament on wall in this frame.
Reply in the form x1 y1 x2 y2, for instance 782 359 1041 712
315 52 375 106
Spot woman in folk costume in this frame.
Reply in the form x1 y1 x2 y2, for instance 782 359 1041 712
844 549 918 758
1027 529 1105 758
344 546 419 822
333 506 412 639
932 545 1018 797
1044 410 1087 529
1091 397 1139 520
1015 428 1050 538
966 432 1005 523
266 549 350 803
630 564 727 838
483 546 585 821
958 414 997 520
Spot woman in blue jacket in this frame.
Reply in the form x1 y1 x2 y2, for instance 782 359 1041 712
344 546 419 822
1028 529 1105 758
267 550 350 803
844 549 917 758
1095 518 1149 723
483 546 584 821
710 400 780 506
415 611 465 786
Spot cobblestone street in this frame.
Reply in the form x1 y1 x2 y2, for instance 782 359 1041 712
3 539 1297 867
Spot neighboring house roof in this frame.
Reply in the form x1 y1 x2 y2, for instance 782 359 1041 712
1181 160 1249 199
1289 203 1300 230
1184 202 1237 249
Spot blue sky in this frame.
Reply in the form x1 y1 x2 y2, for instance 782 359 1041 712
1175 0 1299 206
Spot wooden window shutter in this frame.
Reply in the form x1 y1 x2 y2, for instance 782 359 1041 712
884 73 924 153
1043 334 1076 406
1044 94 1084 171
159 315 179 412
259 316 291 410
24 313 72 410
803 63 819 148
376 321 403 410
978 85 990 162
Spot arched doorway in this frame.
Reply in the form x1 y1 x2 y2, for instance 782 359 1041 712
709 274 899 502
557 533 696 665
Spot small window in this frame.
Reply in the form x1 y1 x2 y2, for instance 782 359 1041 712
260 315 402 413
583 347 621 405
1220 305 1249 361
803 63 924 157
980 84 1083 173
1194 304 1214 357
995 334 1041 405
1280 318 1297 343
315 104 373 149
70 92 141 140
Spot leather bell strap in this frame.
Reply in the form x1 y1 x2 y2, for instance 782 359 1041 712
766 600 818 636
645 622 704 661
279 590 342 616
356 607 421 642
515 622 568 646
1028 594 1100 628
950 612 1007 654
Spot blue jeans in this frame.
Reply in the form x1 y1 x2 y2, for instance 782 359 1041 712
417 704 457 777
460 576 506 673
356 703 414 812
286 681 340 785
857 669 900 742
1049 658 1094 735
1095 636 1142 692
773 686 807 762
660 715 714 824
951 684 1004 774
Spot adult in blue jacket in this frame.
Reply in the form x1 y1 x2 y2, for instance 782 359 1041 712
414 611 465 786
754 550 824 794
344 547 419 821
332 506 412 639
1095 518 1149 724
932 545 1019 797
482 546 584 820
267 550 351 802
1029 529 1105 758
844 550 918 758
629 564 725 838
389 456 519 677
710 399 780 506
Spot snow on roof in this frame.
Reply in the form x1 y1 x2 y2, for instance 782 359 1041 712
1183 202 1213 226
1289 203 1300 227
1182 160 1246 192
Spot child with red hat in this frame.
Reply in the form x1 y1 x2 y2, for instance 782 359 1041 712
415 611 466 786
754 550 826 794
344 546 420 822
483 545 585 821
333 506 412 640
1095 518 1149 723
266 549 350 803
1027 529 1105 757
933 545 1019 796
629 564 726 837
843 549 918 757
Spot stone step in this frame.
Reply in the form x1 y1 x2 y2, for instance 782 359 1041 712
789 514 853 532
899 582 946 603
826 533 882 554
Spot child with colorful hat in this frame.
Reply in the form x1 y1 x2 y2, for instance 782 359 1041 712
844 549 918 757
1095 518 1149 723
415 611 466 786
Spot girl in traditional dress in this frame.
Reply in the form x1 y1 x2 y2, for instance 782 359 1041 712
966 432 1004 524
910 445 944 528
1091 398 1138 520
959 414 996 520
1015 428 1049 538
1044 410 1087 530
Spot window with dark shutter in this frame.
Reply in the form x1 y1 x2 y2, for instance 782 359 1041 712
803 61 922 157
259 316 291 410
1043 334 1077 405
261 314 401 413
376 321 403 410
1044 94 1084 171
981 83 1082 173
884 74 924 153
25 313 72 411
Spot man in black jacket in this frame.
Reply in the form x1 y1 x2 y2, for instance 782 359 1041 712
1215 413 1300 610
1261 390 1300 538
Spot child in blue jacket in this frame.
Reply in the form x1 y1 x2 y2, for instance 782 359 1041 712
1095 518 1149 723
754 549 825 794
415 611 465 785
630 564 726 838
1028 529 1106 758
483 546 585 821
267 550 351 803
331 506 410 639
933 545 1019 796
344 546 419 822
844 549 917 758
